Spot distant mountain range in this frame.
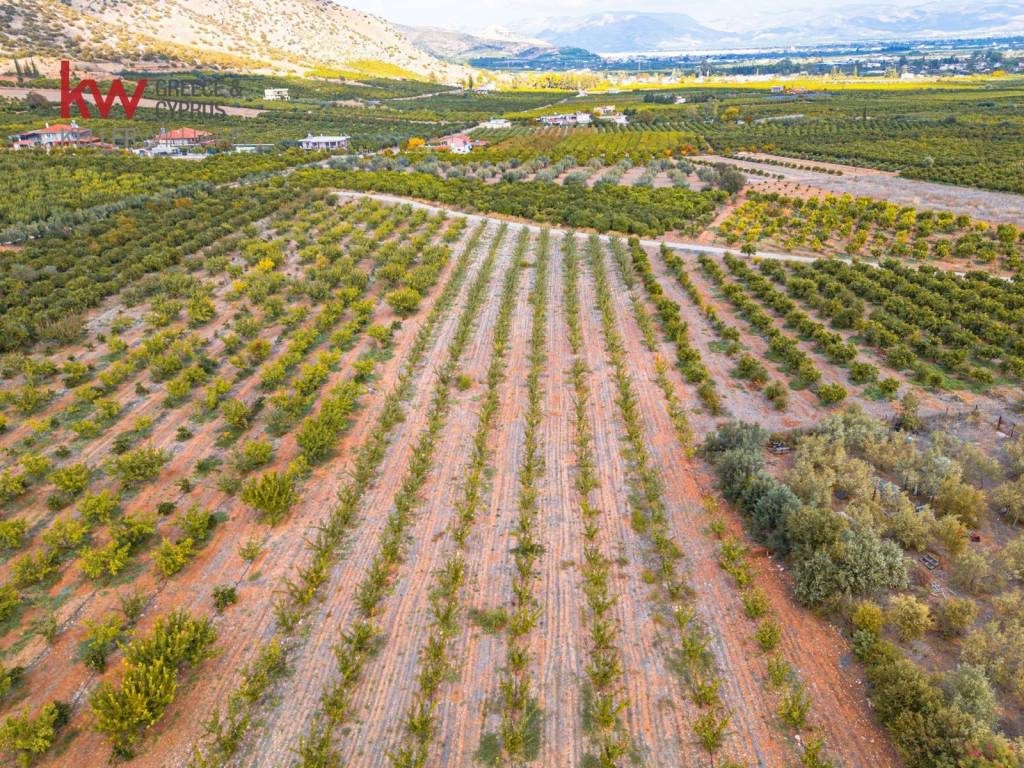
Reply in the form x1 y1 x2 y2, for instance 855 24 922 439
504 1 1024 53
507 12 724 54
396 24 604 68
396 25 546 61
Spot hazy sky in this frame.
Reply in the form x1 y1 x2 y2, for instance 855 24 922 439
340 0 864 31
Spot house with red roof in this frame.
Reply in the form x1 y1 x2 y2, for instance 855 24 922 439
429 132 488 155
152 127 215 149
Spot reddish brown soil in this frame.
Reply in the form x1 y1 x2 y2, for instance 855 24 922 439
430 240 534 766
249 225 521 767
592 237 900 767
0 208 480 766
111 221 498 768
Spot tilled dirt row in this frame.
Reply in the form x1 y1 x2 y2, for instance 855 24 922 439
247 224 524 766
527 231 587 767
426 241 534 768
566 231 703 767
338 228 534 767
578 235 792 766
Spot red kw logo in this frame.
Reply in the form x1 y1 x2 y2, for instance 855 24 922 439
60 61 148 119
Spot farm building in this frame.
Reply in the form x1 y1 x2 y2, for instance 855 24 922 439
233 143 277 153
264 88 290 101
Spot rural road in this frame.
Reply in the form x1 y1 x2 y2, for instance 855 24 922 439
335 189 835 264
333 189 1005 280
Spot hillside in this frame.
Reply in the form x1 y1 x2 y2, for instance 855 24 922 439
0 0 463 80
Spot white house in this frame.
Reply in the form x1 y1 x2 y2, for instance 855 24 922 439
445 133 472 152
598 113 628 126
594 105 617 116
300 134 349 151
264 88 290 101
538 114 568 126
538 112 594 127
441 133 479 153
134 145 181 157
480 118 512 130
428 133 489 154
674 96 688 104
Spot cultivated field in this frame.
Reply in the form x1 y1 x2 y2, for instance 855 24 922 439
1 166 1023 768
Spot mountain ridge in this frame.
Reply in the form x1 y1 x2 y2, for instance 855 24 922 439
0 0 464 80
507 1 1024 53
396 23 556 61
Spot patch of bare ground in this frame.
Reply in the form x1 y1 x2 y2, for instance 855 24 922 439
524 230 588 766
426 239 532 767
713 152 1024 226
696 192 747 245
